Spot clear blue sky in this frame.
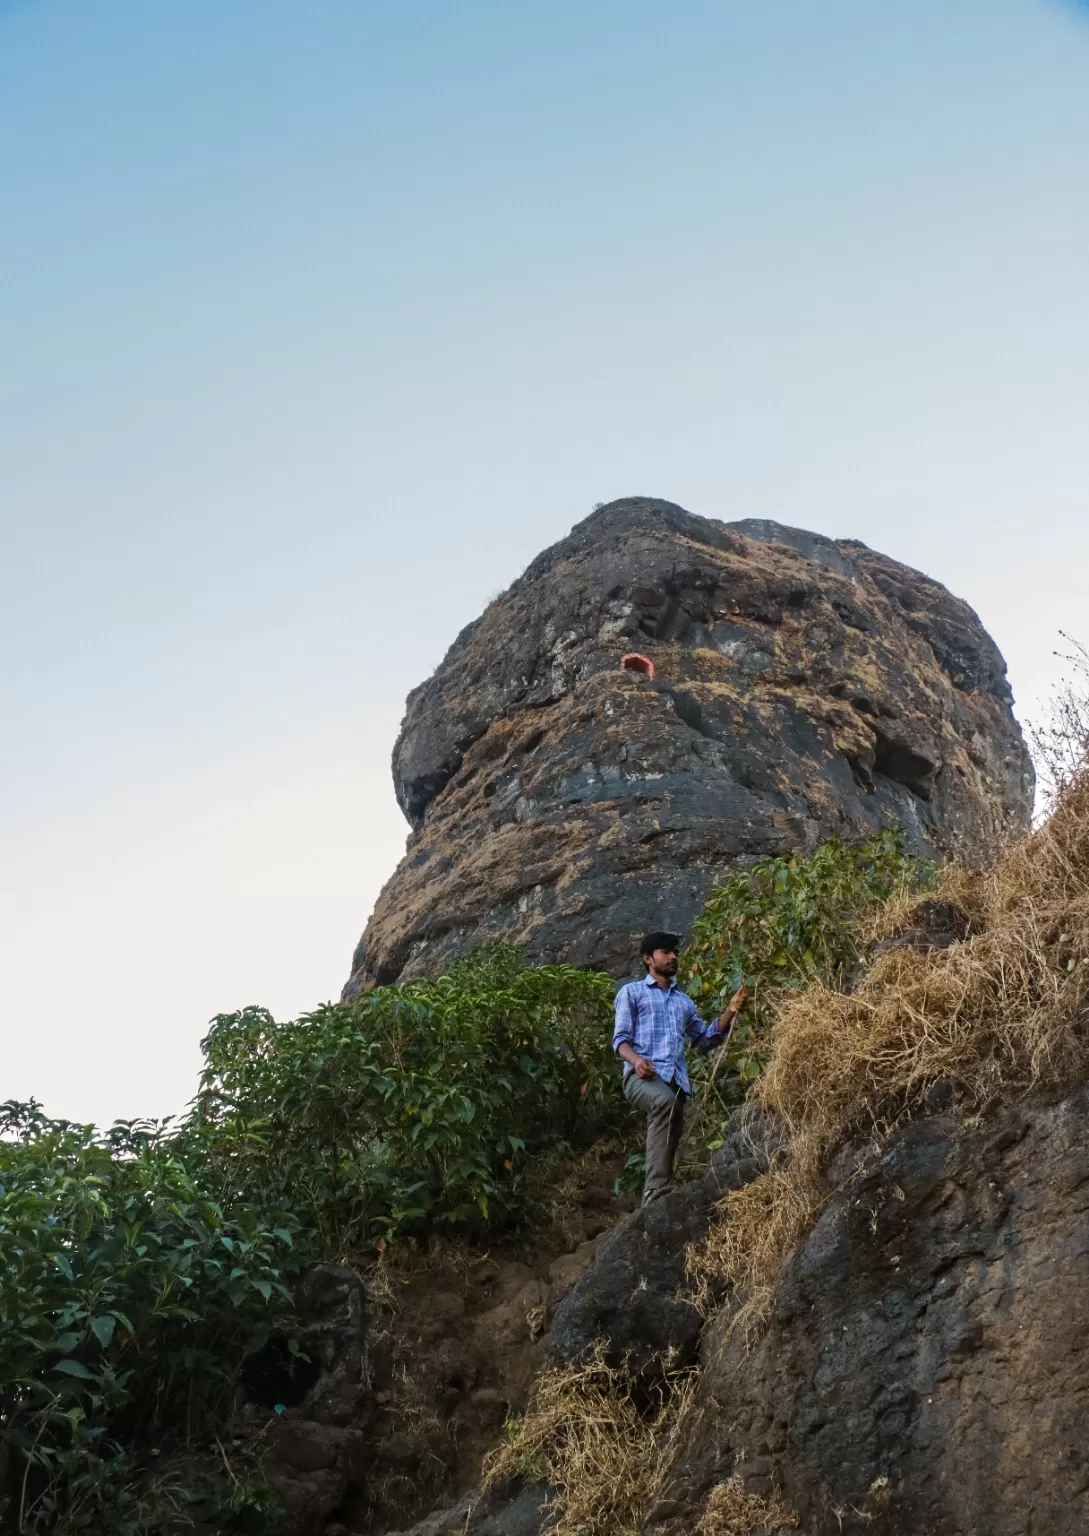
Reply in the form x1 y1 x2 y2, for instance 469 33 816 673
3 0 1088 1126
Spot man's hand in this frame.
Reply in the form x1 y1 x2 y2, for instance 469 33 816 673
617 1040 657 1078
715 984 749 1035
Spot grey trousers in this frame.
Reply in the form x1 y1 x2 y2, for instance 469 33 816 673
623 1071 687 1204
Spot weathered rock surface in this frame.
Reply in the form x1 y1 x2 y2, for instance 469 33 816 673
344 499 1032 993
648 1084 1089 1535
349 1167 638 1534
260 1265 369 1536
386 1484 556 1536
547 1114 777 1376
432 1085 1089 1536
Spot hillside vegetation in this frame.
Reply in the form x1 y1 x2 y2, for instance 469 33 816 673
1 835 928 1533
1 949 619 1533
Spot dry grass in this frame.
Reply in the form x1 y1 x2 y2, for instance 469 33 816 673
695 1476 798 1535
692 765 1089 1335
1027 633 1089 818
688 1165 822 1337
859 862 987 947
484 1344 698 1536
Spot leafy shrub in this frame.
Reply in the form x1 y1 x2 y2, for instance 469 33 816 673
680 828 932 1136
188 942 621 1250
0 1103 297 1534
1 944 621 1531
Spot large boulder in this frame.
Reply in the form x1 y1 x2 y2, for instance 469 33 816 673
344 499 1032 992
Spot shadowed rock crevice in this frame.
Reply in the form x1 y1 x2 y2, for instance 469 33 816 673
344 498 1032 995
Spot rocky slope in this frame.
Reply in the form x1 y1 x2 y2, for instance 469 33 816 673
405 1081 1089 1536
408 761 1089 1536
662 1086 1089 1536
233 1169 639 1536
344 498 1032 994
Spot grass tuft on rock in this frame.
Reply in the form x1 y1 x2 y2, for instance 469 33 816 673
695 1476 798 1535
484 1344 698 1536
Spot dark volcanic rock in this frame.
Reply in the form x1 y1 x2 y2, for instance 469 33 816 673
260 1265 368 1536
650 1086 1089 1536
387 1485 555 1536
344 498 1032 993
404 1090 1089 1536
390 1093 1089 1536
548 1113 777 1375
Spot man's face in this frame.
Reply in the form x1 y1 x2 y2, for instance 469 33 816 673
648 947 679 977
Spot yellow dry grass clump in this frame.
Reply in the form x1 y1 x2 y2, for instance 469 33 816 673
695 1476 798 1535
691 767 1089 1332
484 1344 698 1536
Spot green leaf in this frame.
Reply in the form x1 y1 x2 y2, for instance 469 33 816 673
53 1358 95 1380
90 1315 116 1349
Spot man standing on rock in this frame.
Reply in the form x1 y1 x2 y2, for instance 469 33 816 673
613 932 747 1207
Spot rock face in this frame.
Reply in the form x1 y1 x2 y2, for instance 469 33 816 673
547 1114 777 1377
646 1084 1089 1535
344 498 1032 994
259 1265 368 1536
430 1087 1089 1536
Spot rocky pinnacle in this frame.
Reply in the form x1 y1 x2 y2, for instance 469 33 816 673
343 498 1032 995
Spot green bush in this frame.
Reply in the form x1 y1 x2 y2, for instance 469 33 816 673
680 827 932 1140
0 1102 297 1534
1 944 621 1531
189 942 621 1250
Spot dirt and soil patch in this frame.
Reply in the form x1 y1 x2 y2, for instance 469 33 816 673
341 1146 638 1533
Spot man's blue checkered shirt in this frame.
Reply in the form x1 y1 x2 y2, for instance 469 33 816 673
612 973 722 1093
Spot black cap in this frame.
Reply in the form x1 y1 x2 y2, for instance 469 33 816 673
640 930 681 958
